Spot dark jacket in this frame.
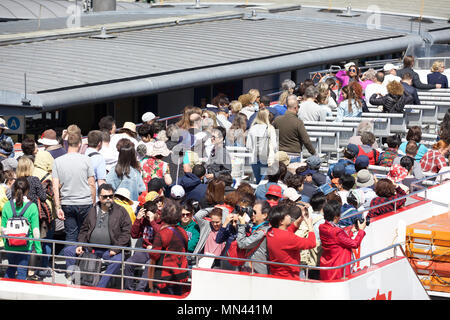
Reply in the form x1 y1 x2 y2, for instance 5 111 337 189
179 173 208 202
427 72 448 89
401 82 421 105
78 202 132 253
369 92 413 113
272 111 316 155
397 67 436 90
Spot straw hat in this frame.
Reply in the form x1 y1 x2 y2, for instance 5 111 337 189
149 141 171 157
122 122 136 133
115 188 132 201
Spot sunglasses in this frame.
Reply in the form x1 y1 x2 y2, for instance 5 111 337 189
100 194 114 199
349 68 357 72
181 213 192 217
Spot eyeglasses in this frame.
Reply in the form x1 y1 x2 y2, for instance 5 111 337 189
349 68 357 72
100 194 114 199
181 213 192 217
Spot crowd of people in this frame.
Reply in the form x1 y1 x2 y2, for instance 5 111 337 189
0 55 448 295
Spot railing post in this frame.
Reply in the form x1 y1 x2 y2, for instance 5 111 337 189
121 248 125 290
51 241 56 284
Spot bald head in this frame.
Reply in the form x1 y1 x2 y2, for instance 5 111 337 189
286 94 299 111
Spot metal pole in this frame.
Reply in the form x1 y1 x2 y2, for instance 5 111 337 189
51 241 55 284
120 248 125 290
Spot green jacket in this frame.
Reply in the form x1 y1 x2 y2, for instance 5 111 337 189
1 200 42 254
178 219 200 253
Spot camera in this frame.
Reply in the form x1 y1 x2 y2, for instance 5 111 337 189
235 205 253 216
354 216 370 230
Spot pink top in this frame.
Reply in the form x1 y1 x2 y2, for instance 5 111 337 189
204 229 226 256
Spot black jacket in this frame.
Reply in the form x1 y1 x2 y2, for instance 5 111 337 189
369 92 413 113
397 67 436 90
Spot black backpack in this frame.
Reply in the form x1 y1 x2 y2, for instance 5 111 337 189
76 250 102 287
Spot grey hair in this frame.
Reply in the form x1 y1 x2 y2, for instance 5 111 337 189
304 86 319 99
281 79 296 91
357 120 374 136
286 94 299 109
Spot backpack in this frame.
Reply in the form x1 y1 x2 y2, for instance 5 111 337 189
38 173 54 227
357 145 379 165
3 200 33 247
226 229 266 267
76 250 102 287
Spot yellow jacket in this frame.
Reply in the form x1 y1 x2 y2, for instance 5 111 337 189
114 198 136 225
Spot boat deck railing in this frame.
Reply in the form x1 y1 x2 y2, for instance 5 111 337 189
0 235 405 292
337 169 449 223
1 171 448 293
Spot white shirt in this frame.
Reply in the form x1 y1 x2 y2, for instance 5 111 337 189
365 83 388 107
382 74 401 87
298 100 327 122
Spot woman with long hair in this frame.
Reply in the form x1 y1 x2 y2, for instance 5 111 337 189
226 113 247 147
199 178 225 209
1 177 41 280
335 82 364 122
106 138 146 201
15 157 47 205
246 108 278 184
335 62 366 103
148 198 189 296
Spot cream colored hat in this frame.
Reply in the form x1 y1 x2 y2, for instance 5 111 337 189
122 122 136 133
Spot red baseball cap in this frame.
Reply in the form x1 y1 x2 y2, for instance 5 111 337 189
266 185 283 198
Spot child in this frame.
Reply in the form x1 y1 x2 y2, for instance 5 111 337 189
379 135 401 167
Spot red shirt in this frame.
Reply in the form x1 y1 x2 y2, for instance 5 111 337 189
319 221 365 281
420 149 447 173
266 223 316 279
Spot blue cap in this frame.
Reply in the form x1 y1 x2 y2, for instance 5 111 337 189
318 184 336 196
355 155 370 169
332 163 346 178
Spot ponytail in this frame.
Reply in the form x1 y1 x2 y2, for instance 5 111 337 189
15 188 23 209
11 177 29 209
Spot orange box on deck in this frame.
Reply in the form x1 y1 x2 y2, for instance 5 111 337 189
406 212 450 243
409 258 450 278
406 212 450 263
420 275 450 293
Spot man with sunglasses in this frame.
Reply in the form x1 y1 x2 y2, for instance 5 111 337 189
62 183 132 288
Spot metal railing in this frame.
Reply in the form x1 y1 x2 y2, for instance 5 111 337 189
337 169 449 224
0 234 406 293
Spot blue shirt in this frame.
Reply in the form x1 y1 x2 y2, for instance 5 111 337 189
106 166 146 202
85 147 107 183
336 100 362 122
398 141 428 162
272 104 287 116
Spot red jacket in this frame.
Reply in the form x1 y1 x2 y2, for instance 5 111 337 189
266 223 316 280
149 225 189 290
319 221 365 281
130 217 162 248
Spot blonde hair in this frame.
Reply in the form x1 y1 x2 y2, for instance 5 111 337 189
431 61 444 72
229 100 242 114
202 110 218 127
16 156 34 178
278 91 289 105
253 108 271 126
248 89 260 103
361 68 377 81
